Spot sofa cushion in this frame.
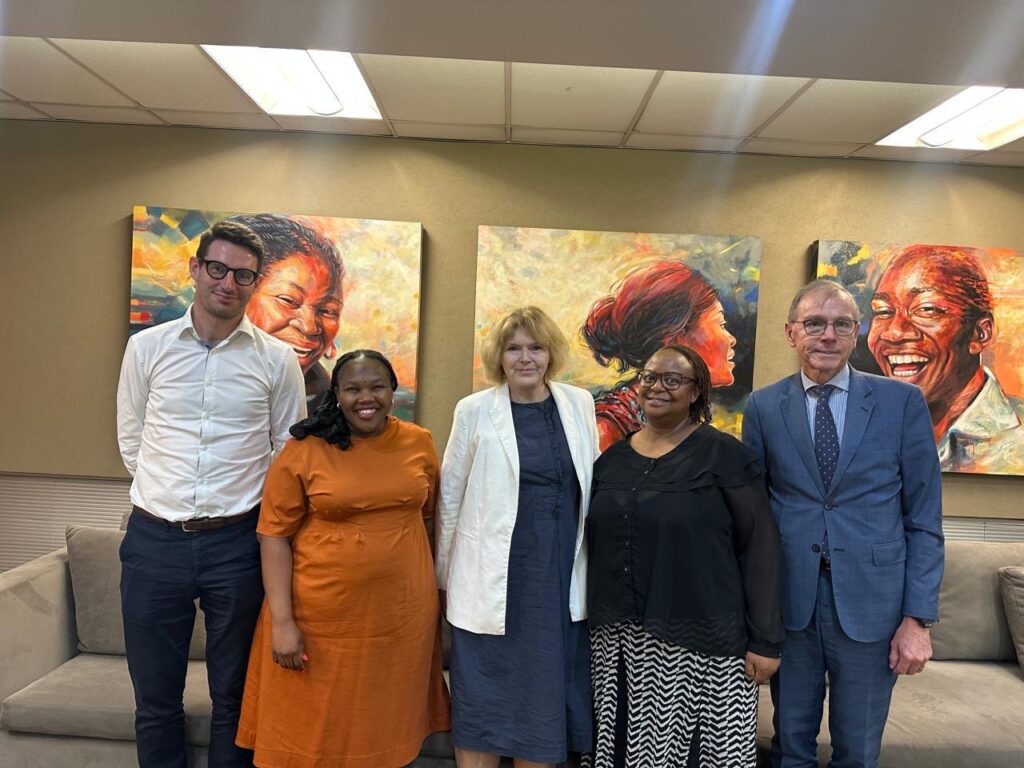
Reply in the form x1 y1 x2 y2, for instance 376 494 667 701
930 540 1023 661
0 653 211 746
999 566 1024 673
755 661 1024 767
66 525 206 659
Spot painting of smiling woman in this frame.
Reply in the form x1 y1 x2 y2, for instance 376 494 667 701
130 206 422 418
228 213 345 403
817 239 1024 476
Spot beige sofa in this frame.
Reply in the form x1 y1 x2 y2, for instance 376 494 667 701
1 530 1021 767
754 539 1024 767
0 526 457 767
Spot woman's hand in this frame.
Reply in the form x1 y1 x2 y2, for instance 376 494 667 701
744 651 780 684
271 619 307 671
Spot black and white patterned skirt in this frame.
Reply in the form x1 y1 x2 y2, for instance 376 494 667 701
584 621 758 768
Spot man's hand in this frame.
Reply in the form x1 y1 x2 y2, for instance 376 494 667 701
889 616 932 675
271 619 307 671
744 651 781 684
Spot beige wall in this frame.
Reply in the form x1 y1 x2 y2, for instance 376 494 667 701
2 119 1023 517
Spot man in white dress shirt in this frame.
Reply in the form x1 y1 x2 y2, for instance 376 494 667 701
117 220 305 768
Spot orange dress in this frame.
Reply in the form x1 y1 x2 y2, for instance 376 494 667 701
236 417 451 768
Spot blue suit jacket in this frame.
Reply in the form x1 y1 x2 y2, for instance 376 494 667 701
742 367 944 643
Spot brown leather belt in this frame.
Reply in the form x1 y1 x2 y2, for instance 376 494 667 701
132 504 260 533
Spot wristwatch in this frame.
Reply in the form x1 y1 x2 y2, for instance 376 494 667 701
912 616 937 629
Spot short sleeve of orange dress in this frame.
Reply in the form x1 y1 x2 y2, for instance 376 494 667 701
236 418 451 768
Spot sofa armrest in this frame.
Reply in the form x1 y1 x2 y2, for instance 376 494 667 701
0 549 78 702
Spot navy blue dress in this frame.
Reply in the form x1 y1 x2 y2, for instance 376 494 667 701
449 395 593 762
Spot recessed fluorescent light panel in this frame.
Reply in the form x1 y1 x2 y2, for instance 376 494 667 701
878 86 1024 151
202 45 381 119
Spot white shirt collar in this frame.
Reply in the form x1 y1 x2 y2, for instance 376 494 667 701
800 364 850 394
177 304 255 345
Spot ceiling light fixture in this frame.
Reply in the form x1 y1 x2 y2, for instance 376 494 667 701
877 85 1024 151
202 45 381 119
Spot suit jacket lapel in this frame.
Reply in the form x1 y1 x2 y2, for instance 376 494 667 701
830 368 874 492
780 374 827 497
549 384 587 492
490 384 520 480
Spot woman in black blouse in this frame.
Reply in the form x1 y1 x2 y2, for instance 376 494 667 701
585 344 783 768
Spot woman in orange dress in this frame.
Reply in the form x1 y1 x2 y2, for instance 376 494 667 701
236 349 450 768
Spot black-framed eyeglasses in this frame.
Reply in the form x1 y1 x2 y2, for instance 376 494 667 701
199 258 258 286
638 370 696 390
789 317 858 337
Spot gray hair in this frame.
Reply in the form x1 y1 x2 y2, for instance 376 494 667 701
788 278 862 322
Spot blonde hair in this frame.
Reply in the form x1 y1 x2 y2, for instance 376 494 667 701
480 306 570 383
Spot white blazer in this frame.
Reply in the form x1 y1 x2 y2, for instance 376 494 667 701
436 381 600 635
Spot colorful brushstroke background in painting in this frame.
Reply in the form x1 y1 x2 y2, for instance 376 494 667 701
474 225 762 436
130 206 423 420
817 239 1024 476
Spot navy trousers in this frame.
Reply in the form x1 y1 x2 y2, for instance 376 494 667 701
771 569 897 768
120 512 264 768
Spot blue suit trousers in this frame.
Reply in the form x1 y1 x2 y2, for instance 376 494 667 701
771 569 897 768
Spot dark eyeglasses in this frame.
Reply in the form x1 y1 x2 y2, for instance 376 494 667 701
199 258 258 286
638 370 696 390
790 317 858 337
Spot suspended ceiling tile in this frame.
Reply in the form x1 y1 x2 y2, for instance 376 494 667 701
637 72 808 137
392 121 506 141
51 39 258 113
758 79 963 144
153 110 279 130
0 102 49 119
37 104 164 124
359 54 504 124
0 36 133 106
739 138 863 158
849 144 977 163
36 104 164 125
511 126 623 146
954 150 1024 167
272 115 390 135
625 133 741 152
511 62 654 131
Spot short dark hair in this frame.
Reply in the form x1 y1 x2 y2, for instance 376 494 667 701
224 213 345 293
195 220 266 271
329 349 399 392
882 244 993 324
289 349 398 450
652 344 713 425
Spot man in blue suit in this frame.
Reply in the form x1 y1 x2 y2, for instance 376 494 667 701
743 278 944 767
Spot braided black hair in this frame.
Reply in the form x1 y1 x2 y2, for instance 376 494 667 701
288 350 399 449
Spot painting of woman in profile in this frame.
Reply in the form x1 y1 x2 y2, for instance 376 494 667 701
473 225 761 441
582 261 737 450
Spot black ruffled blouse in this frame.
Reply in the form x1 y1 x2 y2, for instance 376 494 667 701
587 424 784 659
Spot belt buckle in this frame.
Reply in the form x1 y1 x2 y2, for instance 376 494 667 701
180 518 207 533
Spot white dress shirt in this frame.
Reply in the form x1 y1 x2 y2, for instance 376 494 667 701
117 307 306 522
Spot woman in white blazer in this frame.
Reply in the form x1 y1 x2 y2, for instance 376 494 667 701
436 306 600 768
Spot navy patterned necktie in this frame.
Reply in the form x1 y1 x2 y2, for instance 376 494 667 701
811 385 838 565
811 385 839 488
